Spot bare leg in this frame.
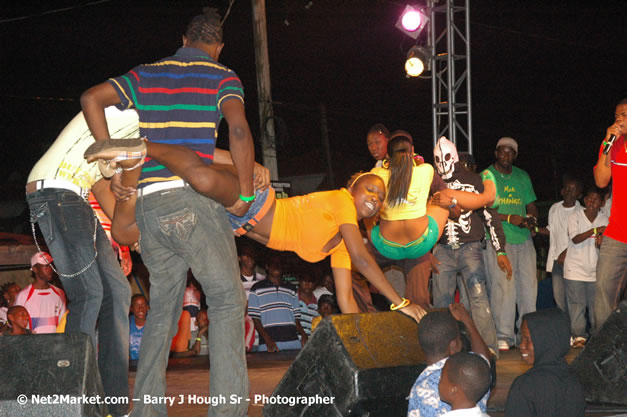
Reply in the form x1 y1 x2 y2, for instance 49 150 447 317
111 164 141 246
146 143 241 207
85 140 242 207
87 140 276 243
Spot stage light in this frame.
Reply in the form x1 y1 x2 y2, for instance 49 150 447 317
395 5 429 39
402 9 422 31
405 45 430 77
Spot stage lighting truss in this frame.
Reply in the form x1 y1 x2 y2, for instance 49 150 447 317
405 45 431 77
395 4 429 39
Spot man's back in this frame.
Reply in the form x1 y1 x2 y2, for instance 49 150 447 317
107 47 245 188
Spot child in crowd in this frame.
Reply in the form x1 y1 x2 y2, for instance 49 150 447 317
317 294 338 318
438 352 492 417
129 294 149 362
0 282 21 326
248 256 307 352
191 309 209 356
171 308 209 358
15 252 66 334
563 186 608 347
408 304 491 417
238 244 266 298
537 176 582 313
297 272 319 337
505 309 585 417
312 271 334 299
0 306 33 335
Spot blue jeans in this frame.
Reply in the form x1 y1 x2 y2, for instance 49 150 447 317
594 235 627 331
484 238 537 346
133 187 248 417
432 242 497 354
27 188 131 416
552 262 568 314
564 279 595 338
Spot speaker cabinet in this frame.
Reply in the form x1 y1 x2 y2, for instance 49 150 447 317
0 333 107 417
263 311 426 417
570 300 627 406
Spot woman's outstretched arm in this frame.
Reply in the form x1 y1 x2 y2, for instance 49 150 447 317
331 267 360 314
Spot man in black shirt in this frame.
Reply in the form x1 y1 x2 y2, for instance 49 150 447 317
431 138 512 356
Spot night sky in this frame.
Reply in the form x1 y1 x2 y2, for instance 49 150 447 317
2 0 626 204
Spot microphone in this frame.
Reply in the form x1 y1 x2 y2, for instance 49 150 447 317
603 134 617 155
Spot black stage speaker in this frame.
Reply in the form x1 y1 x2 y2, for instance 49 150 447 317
263 311 426 417
0 333 107 417
570 300 627 406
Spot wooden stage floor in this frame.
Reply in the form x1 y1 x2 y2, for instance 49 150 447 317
127 347 626 417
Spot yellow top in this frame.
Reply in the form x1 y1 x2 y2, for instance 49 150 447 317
267 189 357 270
371 163 434 220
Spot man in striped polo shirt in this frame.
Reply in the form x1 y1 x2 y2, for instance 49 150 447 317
81 8 254 417
248 256 307 352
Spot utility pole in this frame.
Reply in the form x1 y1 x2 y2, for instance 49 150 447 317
251 0 279 180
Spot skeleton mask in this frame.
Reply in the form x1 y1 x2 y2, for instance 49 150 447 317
434 136 459 179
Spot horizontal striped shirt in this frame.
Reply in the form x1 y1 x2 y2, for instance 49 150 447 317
248 279 300 344
108 47 245 189
298 294 319 336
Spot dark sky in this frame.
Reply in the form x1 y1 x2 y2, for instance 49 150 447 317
2 0 626 202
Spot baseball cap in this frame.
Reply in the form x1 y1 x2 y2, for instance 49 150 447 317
30 251 53 267
496 137 518 153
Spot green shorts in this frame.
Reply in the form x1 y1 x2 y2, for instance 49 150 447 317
370 216 439 260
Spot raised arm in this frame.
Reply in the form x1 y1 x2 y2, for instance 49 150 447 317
80 82 122 141
593 120 625 188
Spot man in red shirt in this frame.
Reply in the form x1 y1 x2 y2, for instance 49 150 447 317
593 98 627 330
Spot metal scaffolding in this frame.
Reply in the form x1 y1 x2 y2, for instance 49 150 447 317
428 0 473 153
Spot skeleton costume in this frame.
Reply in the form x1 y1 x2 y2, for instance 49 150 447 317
431 137 506 354
433 138 506 251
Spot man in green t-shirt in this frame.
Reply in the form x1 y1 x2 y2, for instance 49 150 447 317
483 137 539 351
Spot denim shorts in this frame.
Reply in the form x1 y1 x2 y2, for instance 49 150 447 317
227 187 275 235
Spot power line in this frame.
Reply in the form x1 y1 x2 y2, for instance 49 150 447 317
0 0 111 24
2 94 77 102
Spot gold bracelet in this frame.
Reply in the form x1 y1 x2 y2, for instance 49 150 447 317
390 298 411 311
507 214 511 223
593 227 597 236
196 337 202 342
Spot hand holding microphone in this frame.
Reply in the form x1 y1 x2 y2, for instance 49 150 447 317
603 134 616 155
603 123 622 155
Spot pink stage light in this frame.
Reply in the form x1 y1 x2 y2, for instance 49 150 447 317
401 10 422 32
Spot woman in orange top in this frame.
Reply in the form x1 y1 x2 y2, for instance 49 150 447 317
85 140 426 322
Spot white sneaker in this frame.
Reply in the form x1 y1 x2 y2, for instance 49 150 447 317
498 340 510 351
